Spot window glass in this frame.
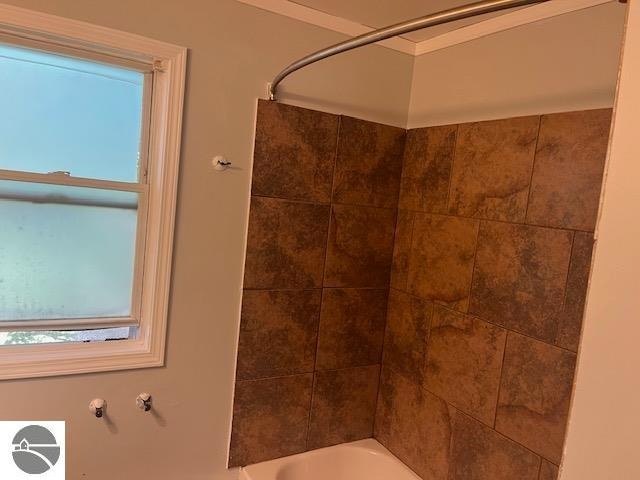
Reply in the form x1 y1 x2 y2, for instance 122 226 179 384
0 180 138 321
0 44 144 182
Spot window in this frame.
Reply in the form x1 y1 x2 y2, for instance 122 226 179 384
0 4 186 379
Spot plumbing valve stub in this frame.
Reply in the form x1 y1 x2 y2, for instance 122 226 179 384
89 398 106 418
136 393 152 412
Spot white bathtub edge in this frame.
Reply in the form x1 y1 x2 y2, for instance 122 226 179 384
239 438 420 480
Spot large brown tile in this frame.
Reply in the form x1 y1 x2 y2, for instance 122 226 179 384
382 290 432 384
375 367 454 480
496 333 577 463
539 460 559 480
332 116 405 208
390 210 415 290
449 412 541 480
307 365 380 449
425 306 507 425
229 374 313 466
324 204 396 288
399 125 457 214
316 288 388 370
449 116 539 222
556 232 594 351
527 109 612 231
236 290 321 381
252 100 339 203
407 213 480 312
469 222 573 343
244 197 330 289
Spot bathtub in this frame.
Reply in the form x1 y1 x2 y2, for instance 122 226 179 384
239 439 420 480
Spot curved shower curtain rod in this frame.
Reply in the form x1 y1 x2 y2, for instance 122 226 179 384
268 0 550 101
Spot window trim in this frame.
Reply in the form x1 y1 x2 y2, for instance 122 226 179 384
0 4 187 379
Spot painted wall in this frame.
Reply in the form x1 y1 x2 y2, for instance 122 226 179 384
407 2 626 128
0 1 413 479
560 2 640 479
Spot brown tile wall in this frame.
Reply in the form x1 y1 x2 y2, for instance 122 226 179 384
375 108 611 480
230 100 404 467
230 101 610 474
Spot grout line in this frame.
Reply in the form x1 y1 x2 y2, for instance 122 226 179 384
555 231 577 346
389 227 401 283
373 291 396 437
446 403 457 480
393 130 409 210
304 371 317 451
523 115 543 223
537 456 543 480
401 210 417 292
492 329 510 429
375 111 408 445
250 195 404 212
329 116 341 205
464 218 483 314
445 124 461 213
396 129 411 211
242 287 323 292
251 193 331 206
242 286 389 292
331 200 399 211
396 206 595 235
373 211 395 426
386 123 406 272
387 286 579 355
311 290 324 379
306 115 343 451
236 371 315 385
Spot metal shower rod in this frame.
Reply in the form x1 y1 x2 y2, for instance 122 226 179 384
268 0 551 101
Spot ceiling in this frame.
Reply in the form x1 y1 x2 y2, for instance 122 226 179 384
290 0 526 42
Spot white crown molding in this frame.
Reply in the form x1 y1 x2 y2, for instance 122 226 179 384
237 0 617 57
235 0 417 55
414 0 614 56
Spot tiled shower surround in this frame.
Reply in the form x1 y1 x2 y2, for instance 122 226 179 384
229 100 611 480
230 100 405 466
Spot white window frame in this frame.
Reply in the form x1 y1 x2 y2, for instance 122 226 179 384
0 4 186 379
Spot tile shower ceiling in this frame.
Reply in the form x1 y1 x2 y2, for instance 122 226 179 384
289 0 525 42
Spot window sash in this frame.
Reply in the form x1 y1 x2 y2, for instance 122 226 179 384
0 31 155 75
0 64 154 185
0 174 149 330
0 316 138 332
0 40 154 333
0 169 146 192
0 181 149 331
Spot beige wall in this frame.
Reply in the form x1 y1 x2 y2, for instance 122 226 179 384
407 2 626 128
561 2 640 479
0 1 413 479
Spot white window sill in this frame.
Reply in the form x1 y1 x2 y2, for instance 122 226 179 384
0 337 165 380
